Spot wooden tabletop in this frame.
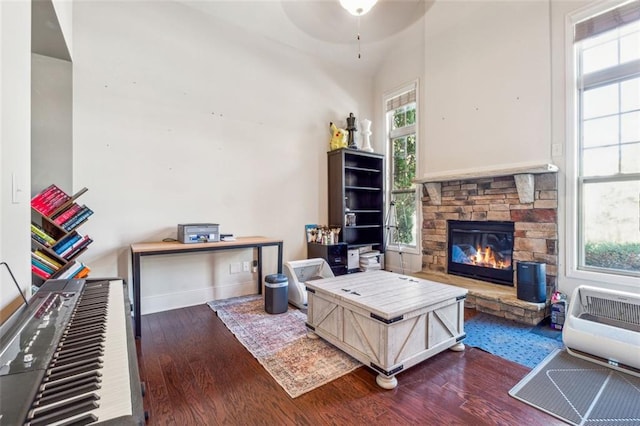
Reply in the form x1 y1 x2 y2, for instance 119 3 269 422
305 270 467 319
131 236 282 253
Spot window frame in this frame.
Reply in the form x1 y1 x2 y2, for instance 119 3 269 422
565 0 640 288
384 81 420 255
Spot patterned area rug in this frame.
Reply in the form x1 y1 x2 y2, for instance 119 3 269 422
207 295 361 398
464 313 564 368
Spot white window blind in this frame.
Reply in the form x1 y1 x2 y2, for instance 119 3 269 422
575 0 640 42
386 89 416 112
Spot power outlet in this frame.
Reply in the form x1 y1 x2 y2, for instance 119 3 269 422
242 261 250 272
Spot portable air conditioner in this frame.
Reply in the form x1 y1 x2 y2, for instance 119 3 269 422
283 258 334 309
563 285 640 377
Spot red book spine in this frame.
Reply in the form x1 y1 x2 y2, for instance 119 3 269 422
30 184 56 207
32 186 62 215
43 192 70 216
54 204 81 225
31 264 51 279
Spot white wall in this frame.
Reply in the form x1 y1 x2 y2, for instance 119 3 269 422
31 53 73 196
421 1 552 175
72 1 374 314
1 1 31 313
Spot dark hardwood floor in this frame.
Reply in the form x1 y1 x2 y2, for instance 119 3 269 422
136 304 564 425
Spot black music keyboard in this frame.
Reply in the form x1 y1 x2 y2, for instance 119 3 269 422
0 278 145 425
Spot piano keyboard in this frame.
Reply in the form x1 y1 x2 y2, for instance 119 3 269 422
0 279 145 426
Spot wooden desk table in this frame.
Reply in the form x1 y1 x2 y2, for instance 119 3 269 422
130 236 283 338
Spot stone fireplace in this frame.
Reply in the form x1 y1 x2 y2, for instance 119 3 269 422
415 164 558 324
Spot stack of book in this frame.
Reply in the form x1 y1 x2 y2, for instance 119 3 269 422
30 184 94 283
31 184 71 216
51 232 93 261
31 249 62 279
360 250 382 272
57 260 91 279
52 204 94 232
30 223 56 247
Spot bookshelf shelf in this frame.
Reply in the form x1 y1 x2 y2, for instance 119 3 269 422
328 148 385 254
30 185 93 285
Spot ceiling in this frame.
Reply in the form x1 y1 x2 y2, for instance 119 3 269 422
181 0 431 75
32 0 431 75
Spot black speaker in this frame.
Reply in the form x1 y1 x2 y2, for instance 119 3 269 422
517 262 546 303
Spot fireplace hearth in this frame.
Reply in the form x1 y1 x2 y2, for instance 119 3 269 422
447 220 515 286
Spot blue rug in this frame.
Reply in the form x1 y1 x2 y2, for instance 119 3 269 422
464 313 564 369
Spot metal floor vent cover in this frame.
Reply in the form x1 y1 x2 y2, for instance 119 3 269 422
510 349 640 426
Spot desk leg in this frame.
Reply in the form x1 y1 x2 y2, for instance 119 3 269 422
132 251 142 339
277 242 283 273
257 247 263 294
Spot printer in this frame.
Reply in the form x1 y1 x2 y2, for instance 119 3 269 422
177 223 219 243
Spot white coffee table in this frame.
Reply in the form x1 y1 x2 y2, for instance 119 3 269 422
305 270 467 389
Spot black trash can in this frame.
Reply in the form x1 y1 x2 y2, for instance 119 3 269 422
265 273 288 314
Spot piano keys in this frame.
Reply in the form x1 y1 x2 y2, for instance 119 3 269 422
0 278 145 425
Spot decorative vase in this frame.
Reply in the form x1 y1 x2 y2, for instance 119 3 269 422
360 119 373 152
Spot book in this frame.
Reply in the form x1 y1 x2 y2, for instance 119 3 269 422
30 184 56 204
61 236 92 259
32 258 55 275
31 184 60 214
33 250 63 268
53 203 82 225
74 265 91 279
30 223 56 246
33 188 69 217
44 191 71 216
52 233 82 254
62 206 94 231
59 261 88 279
31 232 52 247
59 234 88 258
305 224 318 243
31 252 61 271
31 264 51 279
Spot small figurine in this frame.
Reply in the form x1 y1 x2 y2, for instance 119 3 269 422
329 122 348 151
346 113 358 149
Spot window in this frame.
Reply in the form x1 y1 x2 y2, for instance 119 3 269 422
573 1 640 278
385 83 418 251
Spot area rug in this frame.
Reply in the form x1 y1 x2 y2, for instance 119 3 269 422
463 313 564 368
207 295 361 398
510 349 640 425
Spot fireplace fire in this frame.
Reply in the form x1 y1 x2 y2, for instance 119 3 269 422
447 220 515 286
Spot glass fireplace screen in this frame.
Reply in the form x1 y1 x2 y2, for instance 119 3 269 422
447 220 515 286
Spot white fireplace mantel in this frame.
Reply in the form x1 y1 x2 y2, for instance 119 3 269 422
415 163 559 205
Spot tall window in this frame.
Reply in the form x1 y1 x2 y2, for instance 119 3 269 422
385 83 418 251
573 1 640 278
